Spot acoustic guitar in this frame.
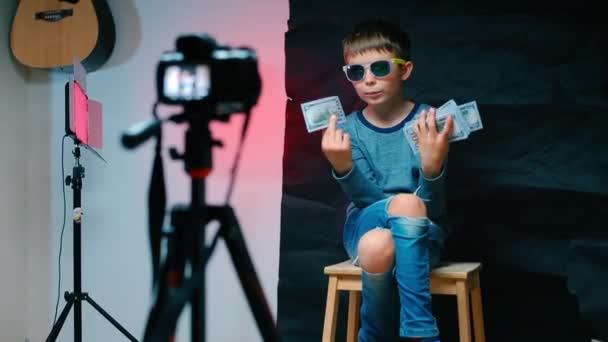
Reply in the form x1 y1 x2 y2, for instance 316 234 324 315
10 0 115 72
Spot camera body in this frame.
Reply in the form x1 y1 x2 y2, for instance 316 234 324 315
156 34 261 118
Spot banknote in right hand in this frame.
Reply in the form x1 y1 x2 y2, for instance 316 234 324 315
404 99 470 154
300 96 347 133
458 100 483 132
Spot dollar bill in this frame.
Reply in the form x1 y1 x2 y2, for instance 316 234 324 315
403 122 420 154
403 99 470 154
436 99 470 141
301 96 346 133
458 100 483 132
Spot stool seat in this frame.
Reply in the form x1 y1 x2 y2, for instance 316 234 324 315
325 260 481 278
322 260 486 342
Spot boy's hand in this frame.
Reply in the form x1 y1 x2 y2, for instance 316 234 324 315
322 114 353 175
414 108 453 178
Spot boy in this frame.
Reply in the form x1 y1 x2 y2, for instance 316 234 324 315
321 19 453 341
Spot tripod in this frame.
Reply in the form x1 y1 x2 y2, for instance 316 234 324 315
140 115 280 342
47 145 138 342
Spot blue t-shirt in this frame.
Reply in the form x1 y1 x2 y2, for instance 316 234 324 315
333 102 450 233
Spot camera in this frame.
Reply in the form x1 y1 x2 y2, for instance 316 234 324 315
156 34 262 118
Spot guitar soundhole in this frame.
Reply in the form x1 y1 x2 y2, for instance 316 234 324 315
35 9 74 22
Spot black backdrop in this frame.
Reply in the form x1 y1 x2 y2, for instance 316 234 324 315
278 1 608 341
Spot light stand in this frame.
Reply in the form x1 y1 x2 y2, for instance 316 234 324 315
47 145 139 342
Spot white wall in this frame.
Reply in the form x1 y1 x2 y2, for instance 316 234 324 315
0 1 27 341
4 0 287 341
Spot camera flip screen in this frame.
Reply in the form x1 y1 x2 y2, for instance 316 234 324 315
163 64 210 101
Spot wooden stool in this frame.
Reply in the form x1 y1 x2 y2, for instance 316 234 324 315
322 260 486 342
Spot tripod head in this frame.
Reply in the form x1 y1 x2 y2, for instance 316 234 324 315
165 104 225 180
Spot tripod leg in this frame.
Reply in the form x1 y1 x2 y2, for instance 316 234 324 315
143 223 188 342
46 294 74 342
84 295 139 341
216 206 280 342
143 261 172 342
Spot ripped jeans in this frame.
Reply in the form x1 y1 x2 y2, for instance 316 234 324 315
343 196 445 340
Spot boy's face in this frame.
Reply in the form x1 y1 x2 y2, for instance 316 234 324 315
344 49 413 107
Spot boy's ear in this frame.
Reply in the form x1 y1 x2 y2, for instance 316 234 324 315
401 61 414 81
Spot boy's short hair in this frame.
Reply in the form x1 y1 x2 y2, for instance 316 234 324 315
342 19 411 61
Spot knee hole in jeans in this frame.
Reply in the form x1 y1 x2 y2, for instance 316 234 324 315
357 229 395 273
387 193 427 218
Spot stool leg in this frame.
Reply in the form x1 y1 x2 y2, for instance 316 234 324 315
471 274 486 342
456 280 472 342
322 276 340 342
346 291 361 342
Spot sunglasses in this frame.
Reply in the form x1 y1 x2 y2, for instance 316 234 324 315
342 58 407 82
